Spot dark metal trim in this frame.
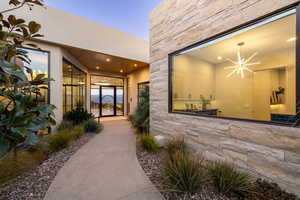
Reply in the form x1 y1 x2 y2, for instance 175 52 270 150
168 3 300 127
62 58 87 112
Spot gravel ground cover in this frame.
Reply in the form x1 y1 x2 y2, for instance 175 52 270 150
136 148 299 200
136 148 234 200
0 134 94 200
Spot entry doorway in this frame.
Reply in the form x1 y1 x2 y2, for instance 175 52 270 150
90 76 124 118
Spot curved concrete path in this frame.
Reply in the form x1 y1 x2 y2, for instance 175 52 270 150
44 120 163 200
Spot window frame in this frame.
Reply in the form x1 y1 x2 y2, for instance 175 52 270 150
168 3 300 127
137 81 150 105
63 58 87 113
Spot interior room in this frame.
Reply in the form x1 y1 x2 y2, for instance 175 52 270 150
172 12 296 124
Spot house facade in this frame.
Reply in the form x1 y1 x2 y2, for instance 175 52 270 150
150 0 300 195
0 2 150 123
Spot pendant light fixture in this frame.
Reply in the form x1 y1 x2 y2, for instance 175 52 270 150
225 42 260 78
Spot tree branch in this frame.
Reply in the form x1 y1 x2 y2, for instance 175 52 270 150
0 0 27 15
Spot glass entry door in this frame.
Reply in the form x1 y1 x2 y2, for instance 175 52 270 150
101 87 115 116
91 86 100 118
90 86 124 117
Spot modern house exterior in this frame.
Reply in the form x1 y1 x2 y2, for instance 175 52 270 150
150 0 300 196
0 2 150 123
2 0 300 196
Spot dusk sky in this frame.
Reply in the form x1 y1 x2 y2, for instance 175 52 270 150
44 0 162 40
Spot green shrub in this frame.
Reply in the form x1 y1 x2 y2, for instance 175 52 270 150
0 150 46 184
166 136 187 156
138 135 159 152
208 162 253 197
129 86 149 134
48 131 74 152
63 108 94 125
70 125 85 140
163 151 207 193
56 120 74 131
84 119 102 133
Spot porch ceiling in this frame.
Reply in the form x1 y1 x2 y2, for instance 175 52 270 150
64 45 149 75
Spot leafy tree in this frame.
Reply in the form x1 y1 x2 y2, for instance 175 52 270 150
129 86 149 134
0 0 56 159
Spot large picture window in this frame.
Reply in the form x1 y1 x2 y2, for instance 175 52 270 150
20 48 50 104
63 59 86 113
170 9 297 125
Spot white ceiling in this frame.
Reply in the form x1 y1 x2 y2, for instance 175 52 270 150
187 14 296 65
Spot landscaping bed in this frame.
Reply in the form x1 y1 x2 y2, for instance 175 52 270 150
136 136 299 200
0 133 94 200
0 108 102 200
137 148 233 200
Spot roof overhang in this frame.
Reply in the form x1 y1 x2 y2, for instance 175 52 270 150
0 2 149 63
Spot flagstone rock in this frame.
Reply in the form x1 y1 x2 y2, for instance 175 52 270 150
150 0 300 196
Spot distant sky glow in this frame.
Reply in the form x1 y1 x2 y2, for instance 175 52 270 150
44 0 162 40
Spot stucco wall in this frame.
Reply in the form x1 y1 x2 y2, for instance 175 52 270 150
0 1 149 63
149 0 300 195
127 67 150 114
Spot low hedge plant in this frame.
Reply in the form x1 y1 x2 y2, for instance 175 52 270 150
63 108 94 125
84 119 102 133
56 120 74 131
163 151 207 193
48 130 74 152
70 125 85 140
165 136 187 156
138 135 159 152
208 162 253 197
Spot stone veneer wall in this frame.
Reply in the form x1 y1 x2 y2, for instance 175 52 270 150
149 0 300 195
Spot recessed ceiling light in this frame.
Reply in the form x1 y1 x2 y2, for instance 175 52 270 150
287 37 296 42
217 56 223 60
120 69 124 73
106 58 111 62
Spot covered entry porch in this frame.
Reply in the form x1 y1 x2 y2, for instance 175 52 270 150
62 45 149 121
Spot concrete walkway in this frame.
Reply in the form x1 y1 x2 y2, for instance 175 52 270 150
44 120 163 200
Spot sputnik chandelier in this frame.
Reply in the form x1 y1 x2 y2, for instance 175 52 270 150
224 42 260 78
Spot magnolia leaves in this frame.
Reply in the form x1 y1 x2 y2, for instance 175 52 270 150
0 0 55 160
9 0 44 6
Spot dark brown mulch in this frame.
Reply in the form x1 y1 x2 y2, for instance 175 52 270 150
0 134 94 200
245 179 298 200
136 148 299 200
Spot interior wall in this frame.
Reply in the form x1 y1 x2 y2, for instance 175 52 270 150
214 62 254 119
173 55 215 110
127 67 150 114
